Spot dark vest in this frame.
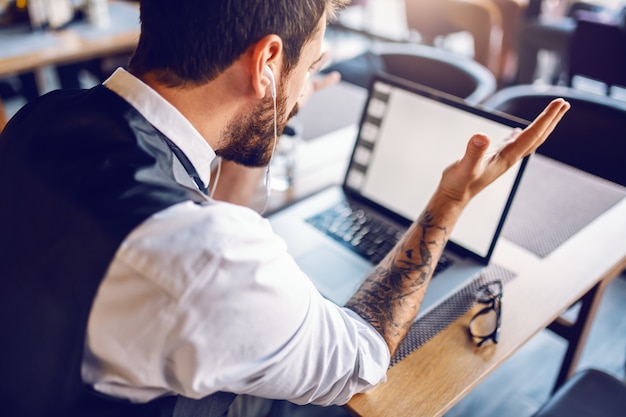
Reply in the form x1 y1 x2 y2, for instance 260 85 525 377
0 86 233 416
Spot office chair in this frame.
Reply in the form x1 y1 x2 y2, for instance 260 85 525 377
404 0 503 74
514 0 608 85
566 8 626 94
324 42 497 104
532 368 626 417
404 0 530 81
481 84 626 186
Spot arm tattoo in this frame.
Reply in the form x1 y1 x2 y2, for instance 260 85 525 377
345 210 448 342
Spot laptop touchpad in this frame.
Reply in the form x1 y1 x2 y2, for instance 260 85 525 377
297 245 371 306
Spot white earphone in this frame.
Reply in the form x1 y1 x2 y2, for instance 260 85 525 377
261 64 278 214
264 65 276 98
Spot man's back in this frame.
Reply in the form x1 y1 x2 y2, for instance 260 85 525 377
0 86 202 416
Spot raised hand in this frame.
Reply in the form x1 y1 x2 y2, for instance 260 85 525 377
438 98 570 206
347 98 570 354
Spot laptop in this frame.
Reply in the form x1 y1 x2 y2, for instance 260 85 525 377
269 73 529 320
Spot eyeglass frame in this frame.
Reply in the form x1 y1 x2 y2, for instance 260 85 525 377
468 280 503 347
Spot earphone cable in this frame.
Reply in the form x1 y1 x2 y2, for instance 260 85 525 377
260 94 277 215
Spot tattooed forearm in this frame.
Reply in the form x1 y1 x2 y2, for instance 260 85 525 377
344 97 570 354
345 209 450 352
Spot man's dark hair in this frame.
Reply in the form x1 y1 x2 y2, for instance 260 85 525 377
128 0 348 87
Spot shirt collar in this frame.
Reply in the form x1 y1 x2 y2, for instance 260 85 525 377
103 68 215 189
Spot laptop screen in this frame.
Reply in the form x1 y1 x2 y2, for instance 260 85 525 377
344 75 528 261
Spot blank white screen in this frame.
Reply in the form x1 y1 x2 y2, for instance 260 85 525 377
358 85 523 258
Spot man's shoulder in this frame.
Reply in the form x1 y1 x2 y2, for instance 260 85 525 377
113 199 285 295
125 200 283 269
142 200 277 246
26 84 128 114
4 85 138 142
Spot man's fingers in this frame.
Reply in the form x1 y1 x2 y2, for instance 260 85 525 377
528 98 569 147
461 134 490 169
443 99 569 204
523 98 570 151
501 98 570 159
532 99 570 152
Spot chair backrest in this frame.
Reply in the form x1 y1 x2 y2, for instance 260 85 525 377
523 0 601 19
532 368 626 417
481 84 626 186
375 43 498 104
404 0 452 41
326 42 497 104
567 12 626 93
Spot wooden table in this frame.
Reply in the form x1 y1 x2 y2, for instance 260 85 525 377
347 194 626 416
0 1 139 125
259 83 626 417
0 1 139 78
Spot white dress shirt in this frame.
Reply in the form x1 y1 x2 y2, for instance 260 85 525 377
82 68 389 406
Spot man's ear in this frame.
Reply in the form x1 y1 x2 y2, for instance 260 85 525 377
249 34 283 99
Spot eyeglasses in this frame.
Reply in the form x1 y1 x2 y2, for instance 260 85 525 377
468 280 502 347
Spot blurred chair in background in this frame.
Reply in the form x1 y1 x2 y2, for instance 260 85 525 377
492 0 530 83
323 42 497 104
532 368 626 417
565 7 626 95
481 84 626 186
404 0 502 73
514 0 610 85
404 0 530 82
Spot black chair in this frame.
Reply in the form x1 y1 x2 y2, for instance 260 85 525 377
481 84 626 186
566 8 626 94
532 369 626 417
324 42 497 104
514 0 609 85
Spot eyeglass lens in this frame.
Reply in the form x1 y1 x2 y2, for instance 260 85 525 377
469 280 502 347
470 307 499 338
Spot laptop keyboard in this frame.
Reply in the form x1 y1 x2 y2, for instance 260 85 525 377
306 201 454 275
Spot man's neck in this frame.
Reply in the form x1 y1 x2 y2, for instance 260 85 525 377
139 67 250 152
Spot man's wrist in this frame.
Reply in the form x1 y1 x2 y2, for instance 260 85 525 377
429 186 469 221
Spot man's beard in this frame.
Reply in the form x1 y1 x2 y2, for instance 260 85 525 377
217 92 299 167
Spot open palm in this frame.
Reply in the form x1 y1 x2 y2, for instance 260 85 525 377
439 98 570 205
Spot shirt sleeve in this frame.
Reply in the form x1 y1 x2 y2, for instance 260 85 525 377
83 200 390 406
